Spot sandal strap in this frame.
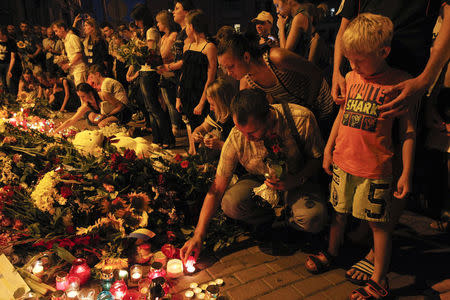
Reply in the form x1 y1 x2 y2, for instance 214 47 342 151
306 255 327 273
352 287 372 299
367 279 389 297
350 258 374 276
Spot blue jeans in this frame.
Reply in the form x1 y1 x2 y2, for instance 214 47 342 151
138 70 174 145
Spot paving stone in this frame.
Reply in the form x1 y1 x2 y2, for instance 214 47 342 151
234 264 274 283
247 245 261 253
257 285 303 300
218 248 253 263
171 269 213 293
321 268 347 286
205 261 248 278
303 292 332 300
237 252 278 268
266 256 305 272
291 264 314 279
220 275 242 292
390 274 415 290
262 269 303 289
226 279 272 300
292 277 333 297
322 281 358 300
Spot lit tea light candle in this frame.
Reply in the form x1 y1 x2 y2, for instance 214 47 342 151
208 281 217 286
138 278 151 295
189 282 198 289
66 290 79 299
166 259 183 278
118 269 129 281
32 261 44 276
184 256 196 273
130 265 143 282
215 278 224 286
55 271 68 291
193 287 202 294
185 290 194 299
200 284 208 290
79 289 96 300
197 293 205 299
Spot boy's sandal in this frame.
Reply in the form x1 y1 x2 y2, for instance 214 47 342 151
346 258 374 286
305 251 335 274
350 279 390 299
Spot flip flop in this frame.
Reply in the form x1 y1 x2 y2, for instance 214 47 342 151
305 251 335 274
346 258 374 286
430 220 449 232
350 278 390 299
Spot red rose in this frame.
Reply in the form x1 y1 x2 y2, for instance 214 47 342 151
166 231 176 242
174 154 182 162
180 160 189 168
60 186 73 198
161 243 177 259
118 163 129 174
124 149 137 161
111 153 122 164
157 174 165 185
272 144 281 154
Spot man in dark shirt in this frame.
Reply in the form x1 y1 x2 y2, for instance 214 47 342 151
0 26 19 95
332 0 450 117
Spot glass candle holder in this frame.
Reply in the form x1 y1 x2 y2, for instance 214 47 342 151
69 258 91 285
206 285 220 299
148 262 166 280
65 289 79 300
55 271 69 291
97 291 114 300
79 288 96 300
101 268 114 291
184 256 196 273
51 290 66 300
129 265 143 282
166 259 183 278
110 280 128 300
22 292 39 300
138 278 151 295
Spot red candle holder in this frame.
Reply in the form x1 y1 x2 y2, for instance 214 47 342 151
110 280 128 300
69 258 91 285
148 262 166 280
55 271 69 291
184 256 196 273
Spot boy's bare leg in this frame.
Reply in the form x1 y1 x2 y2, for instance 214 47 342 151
328 212 348 256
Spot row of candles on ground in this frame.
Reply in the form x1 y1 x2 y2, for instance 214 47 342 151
30 254 198 299
184 280 224 299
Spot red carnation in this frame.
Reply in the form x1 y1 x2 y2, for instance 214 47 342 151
111 152 122 164
118 163 129 174
124 149 137 161
174 154 182 162
166 231 176 242
161 243 177 259
60 186 73 198
272 144 281 154
180 160 189 169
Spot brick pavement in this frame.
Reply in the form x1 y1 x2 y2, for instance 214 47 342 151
169 211 449 300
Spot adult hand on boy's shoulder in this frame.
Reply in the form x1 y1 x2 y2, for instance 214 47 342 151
393 174 411 199
379 76 427 118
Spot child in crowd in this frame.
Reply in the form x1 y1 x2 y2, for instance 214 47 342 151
191 78 236 157
304 13 417 299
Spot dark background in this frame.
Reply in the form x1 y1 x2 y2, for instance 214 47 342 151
0 0 341 36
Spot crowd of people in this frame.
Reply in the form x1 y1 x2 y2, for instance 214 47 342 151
0 0 449 299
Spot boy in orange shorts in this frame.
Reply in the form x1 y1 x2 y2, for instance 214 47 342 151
305 13 418 299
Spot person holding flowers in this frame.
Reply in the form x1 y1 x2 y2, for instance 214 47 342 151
181 88 328 262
